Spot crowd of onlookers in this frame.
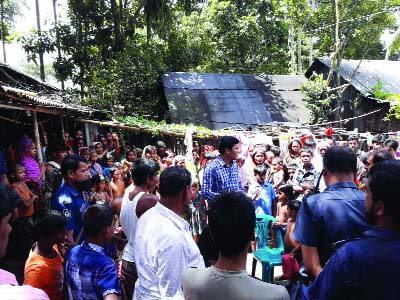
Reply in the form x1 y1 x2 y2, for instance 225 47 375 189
0 128 399 300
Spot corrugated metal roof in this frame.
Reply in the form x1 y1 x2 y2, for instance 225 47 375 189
162 72 310 129
317 58 400 96
0 63 102 117
1 85 96 114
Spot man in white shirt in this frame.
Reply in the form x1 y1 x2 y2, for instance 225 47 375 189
182 190 290 300
133 167 204 300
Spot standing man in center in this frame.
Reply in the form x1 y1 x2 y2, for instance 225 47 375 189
133 167 205 300
201 136 244 202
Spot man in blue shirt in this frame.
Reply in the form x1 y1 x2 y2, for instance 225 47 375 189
52 154 91 245
201 136 244 202
66 204 120 300
293 147 370 279
247 164 275 215
302 159 400 300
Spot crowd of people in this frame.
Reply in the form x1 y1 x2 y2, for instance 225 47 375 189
0 128 399 300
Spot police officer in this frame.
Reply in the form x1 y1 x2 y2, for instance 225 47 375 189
52 154 91 245
293 147 371 279
302 159 400 300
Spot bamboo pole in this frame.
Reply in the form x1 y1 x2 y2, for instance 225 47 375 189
84 122 90 145
60 115 65 141
32 111 43 164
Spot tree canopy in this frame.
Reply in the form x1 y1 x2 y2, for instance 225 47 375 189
18 0 400 120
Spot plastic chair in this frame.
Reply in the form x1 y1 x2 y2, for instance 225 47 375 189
251 214 284 283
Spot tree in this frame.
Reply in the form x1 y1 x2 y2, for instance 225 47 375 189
0 0 24 62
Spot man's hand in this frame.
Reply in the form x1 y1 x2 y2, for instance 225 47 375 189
253 187 261 200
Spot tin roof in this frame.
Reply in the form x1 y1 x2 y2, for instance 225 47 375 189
307 58 400 96
0 63 101 117
162 72 310 130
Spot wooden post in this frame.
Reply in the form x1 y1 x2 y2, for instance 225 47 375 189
60 115 65 141
84 122 90 145
32 110 43 164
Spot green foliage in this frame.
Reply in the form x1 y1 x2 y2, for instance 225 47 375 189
16 0 400 126
301 72 337 124
169 0 289 74
19 30 55 65
118 115 232 138
371 79 400 120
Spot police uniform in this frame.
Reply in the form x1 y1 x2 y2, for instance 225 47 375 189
302 227 400 300
293 181 371 267
52 181 89 243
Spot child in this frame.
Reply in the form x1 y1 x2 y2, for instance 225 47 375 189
24 210 67 300
10 163 38 217
247 165 276 215
280 200 302 280
92 175 112 205
270 157 285 189
273 184 294 228
110 167 125 201
296 180 315 201
65 204 121 299
89 150 103 177
102 153 114 180
18 138 45 195
79 147 91 162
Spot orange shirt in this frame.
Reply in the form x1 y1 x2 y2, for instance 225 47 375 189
12 183 34 217
24 244 64 300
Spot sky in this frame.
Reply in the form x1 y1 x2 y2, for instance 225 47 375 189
7 0 68 67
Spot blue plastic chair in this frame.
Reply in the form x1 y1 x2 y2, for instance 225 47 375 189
251 214 284 283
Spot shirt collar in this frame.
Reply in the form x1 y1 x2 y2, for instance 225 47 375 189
299 164 315 172
156 202 189 231
61 181 80 197
82 241 107 256
215 155 236 168
325 181 357 190
364 227 400 241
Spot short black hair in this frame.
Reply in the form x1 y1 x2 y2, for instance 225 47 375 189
279 184 295 200
304 139 316 148
372 134 385 144
369 149 393 164
270 146 281 157
82 204 114 237
323 147 357 174
347 135 359 142
103 153 114 164
61 154 87 177
159 166 191 197
299 147 313 155
208 190 255 258
0 184 19 219
254 164 267 176
369 160 400 225
218 136 240 154
131 158 160 186
288 200 301 212
30 210 67 241
384 139 399 151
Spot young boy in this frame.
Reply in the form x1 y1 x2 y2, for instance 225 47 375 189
270 157 285 189
65 204 121 300
24 210 67 300
273 184 294 228
280 200 302 280
247 165 276 215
